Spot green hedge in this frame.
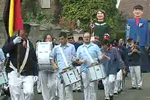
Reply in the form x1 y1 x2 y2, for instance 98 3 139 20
116 30 126 39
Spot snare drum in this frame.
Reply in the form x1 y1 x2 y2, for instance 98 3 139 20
61 68 81 86
88 64 106 81
0 71 8 85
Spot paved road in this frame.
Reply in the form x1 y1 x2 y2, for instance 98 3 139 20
1 73 150 100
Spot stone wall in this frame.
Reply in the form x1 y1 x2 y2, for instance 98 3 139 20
29 24 61 45
0 0 5 20
41 0 61 18
0 20 8 47
0 20 61 47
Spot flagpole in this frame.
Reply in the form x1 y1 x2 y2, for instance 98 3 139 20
17 45 20 73
17 31 21 74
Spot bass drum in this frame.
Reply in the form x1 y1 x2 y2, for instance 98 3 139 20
36 42 53 71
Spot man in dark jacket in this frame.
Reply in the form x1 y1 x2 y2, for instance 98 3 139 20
128 41 142 90
2 24 38 100
101 39 125 100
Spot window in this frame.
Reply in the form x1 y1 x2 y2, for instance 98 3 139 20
40 0 50 8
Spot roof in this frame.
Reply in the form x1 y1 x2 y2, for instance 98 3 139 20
119 0 150 20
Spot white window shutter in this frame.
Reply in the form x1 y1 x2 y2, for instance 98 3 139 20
41 0 50 8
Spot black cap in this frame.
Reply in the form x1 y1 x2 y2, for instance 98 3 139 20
24 24 31 34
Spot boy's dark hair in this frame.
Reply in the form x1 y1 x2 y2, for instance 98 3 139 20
78 37 83 41
68 33 74 39
133 5 143 10
59 32 67 38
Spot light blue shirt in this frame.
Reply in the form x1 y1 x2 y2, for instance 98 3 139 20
76 42 102 72
51 43 76 73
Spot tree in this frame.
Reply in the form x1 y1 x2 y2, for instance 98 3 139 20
60 0 123 38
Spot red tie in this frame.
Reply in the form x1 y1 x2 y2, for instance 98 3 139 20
135 18 140 26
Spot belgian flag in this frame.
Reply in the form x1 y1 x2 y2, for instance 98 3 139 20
3 0 23 38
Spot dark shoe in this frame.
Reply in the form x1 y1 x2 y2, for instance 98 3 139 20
114 92 118 95
77 89 82 92
118 90 123 94
73 90 76 92
105 99 109 100
37 92 42 94
98 80 104 90
110 96 113 100
137 87 142 90
130 87 137 90
98 87 104 90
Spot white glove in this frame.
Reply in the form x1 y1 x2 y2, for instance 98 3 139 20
34 76 38 82
13 37 22 44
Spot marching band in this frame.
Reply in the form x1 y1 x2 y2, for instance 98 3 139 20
0 4 148 100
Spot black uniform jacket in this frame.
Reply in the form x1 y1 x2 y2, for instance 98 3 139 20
2 36 38 76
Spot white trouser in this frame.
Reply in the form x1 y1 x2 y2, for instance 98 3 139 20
56 76 73 100
114 70 123 93
102 74 116 99
8 71 35 100
129 66 142 88
39 71 57 100
72 82 81 90
82 72 97 100
37 74 41 93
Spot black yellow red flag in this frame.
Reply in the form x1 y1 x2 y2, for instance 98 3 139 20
4 0 23 38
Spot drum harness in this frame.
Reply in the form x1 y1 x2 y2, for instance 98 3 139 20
84 46 106 83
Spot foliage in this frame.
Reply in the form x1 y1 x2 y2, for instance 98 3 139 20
60 0 126 38
59 18 75 31
22 0 52 24
116 30 125 39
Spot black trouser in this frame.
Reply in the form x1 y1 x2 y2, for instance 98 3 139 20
98 80 104 90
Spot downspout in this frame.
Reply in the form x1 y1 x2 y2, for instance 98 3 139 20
116 0 121 8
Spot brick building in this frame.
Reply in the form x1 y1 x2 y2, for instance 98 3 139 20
118 0 150 20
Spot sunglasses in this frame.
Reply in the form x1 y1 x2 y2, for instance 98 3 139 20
68 37 73 39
